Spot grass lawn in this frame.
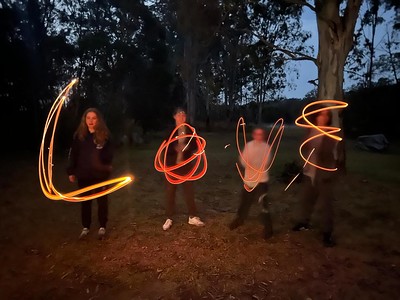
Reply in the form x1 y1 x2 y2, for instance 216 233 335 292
0 127 399 299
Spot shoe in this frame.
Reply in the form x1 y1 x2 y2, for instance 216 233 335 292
188 216 205 227
162 218 173 231
323 232 336 247
292 222 310 231
79 228 89 239
98 227 106 239
229 217 244 230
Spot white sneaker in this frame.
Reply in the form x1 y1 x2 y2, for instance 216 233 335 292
79 228 89 239
98 227 106 239
162 218 173 231
188 216 205 227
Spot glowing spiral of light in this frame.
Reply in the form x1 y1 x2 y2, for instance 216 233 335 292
38 79 133 202
294 100 348 172
154 123 207 184
236 117 285 192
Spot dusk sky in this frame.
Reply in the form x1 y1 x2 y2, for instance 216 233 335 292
283 7 318 99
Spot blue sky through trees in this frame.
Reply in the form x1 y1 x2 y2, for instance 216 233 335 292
283 4 398 99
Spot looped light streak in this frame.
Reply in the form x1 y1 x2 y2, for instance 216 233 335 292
236 117 285 192
154 123 207 184
38 79 133 202
295 100 348 172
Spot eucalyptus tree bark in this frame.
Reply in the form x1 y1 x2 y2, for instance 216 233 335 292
175 0 220 125
315 0 362 164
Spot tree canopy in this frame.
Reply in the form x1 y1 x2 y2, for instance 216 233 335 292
0 0 398 151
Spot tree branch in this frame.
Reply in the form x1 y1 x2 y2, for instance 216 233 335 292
243 29 318 65
282 0 316 12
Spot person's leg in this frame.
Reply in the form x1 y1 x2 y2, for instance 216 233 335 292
255 183 273 239
165 181 177 218
81 200 92 229
163 180 177 230
182 181 197 217
293 175 318 230
97 194 108 228
183 182 205 226
319 179 336 247
229 185 254 230
78 180 93 230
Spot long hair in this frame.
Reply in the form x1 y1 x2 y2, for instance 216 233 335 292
74 108 110 146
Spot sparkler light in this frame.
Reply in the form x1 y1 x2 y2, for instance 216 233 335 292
236 117 285 192
154 123 207 184
284 148 315 192
38 79 133 202
294 100 348 172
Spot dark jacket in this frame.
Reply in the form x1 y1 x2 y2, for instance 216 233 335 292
164 124 198 175
303 130 339 182
67 133 113 182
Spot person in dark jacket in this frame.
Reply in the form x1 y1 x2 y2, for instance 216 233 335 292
292 106 342 247
162 107 205 230
67 108 113 239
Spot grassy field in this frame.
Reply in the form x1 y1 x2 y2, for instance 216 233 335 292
0 127 399 299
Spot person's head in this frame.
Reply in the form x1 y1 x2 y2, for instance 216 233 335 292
85 110 98 133
75 108 110 145
252 127 266 142
173 107 187 126
316 108 332 127
307 104 332 127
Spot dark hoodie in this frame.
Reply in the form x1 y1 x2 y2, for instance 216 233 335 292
164 124 199 176
67 132 113 181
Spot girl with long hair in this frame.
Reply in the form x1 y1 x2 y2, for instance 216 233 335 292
67 108 114 239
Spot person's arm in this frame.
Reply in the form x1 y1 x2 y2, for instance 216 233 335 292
101 138 114 166
95 138 114 176
186 125 200 154
67 138 79 182
239 143 249 168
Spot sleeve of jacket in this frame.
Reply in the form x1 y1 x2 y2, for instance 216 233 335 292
101 138 114 166
66 137 79 176
165 127 178 158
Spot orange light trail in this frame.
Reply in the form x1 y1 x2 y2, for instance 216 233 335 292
236 117 285 192
294 100 348 172
38 79 133 202
154 123 207 184
284 148 315 192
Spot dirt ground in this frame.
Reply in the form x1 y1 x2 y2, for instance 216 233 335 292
1 131 400 300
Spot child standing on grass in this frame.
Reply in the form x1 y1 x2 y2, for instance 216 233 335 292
292 107 342 247
67 108 114 240
229 127 273 240
161 107 205 231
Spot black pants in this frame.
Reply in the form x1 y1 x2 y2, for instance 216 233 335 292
236 182 272 230
296 175 334 233
78 179 108 229
165 180 197 218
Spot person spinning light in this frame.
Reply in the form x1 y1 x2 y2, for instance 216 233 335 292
161 107 205 231
292 106 342 247
67 108 113 239
229 127 274 240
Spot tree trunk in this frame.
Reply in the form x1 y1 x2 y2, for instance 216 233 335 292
183 36 197 124
316 0 362 165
